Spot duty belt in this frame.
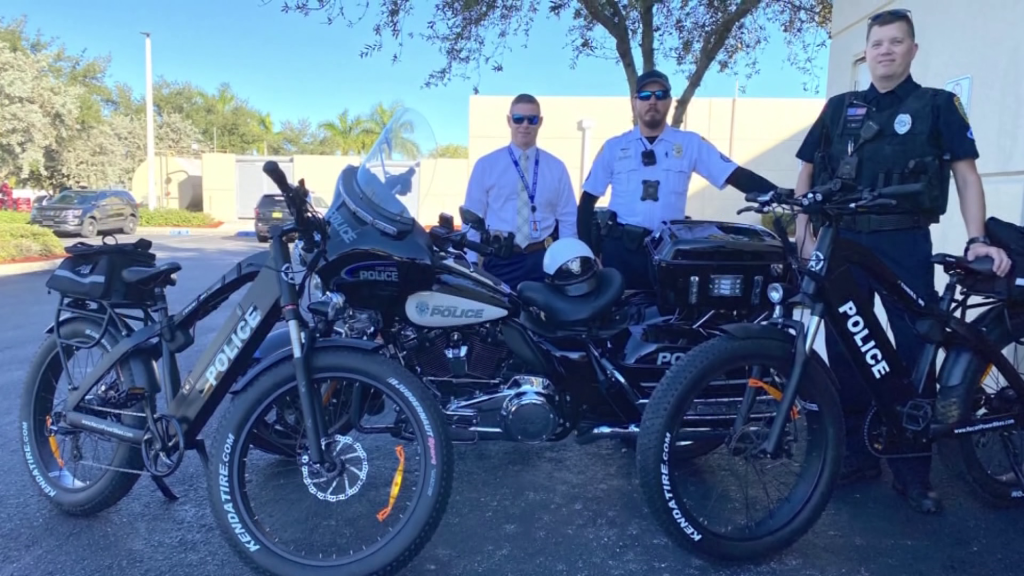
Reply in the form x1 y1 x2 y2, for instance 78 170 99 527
514 236 554 254
837 213 936 232
603 222 652 251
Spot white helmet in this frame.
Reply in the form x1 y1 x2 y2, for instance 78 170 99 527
542 238 600 297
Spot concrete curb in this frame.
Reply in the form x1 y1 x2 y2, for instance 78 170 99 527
137 226 246 236
0 258 62 276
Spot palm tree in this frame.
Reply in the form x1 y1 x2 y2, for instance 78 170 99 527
258 112 273 155
358 101 421 159
318 110 365 155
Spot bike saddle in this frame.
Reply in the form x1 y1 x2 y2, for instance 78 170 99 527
517 268 625 325
121 261 182 288
930 253 997 277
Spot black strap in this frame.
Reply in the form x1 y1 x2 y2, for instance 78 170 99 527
838 213 935 232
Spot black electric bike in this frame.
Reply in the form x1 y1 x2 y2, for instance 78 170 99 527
19 162 454 576
635 180 1024 561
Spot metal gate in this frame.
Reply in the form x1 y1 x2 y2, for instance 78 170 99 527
235 157 294 219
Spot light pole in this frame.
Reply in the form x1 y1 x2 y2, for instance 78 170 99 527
142 32 156 209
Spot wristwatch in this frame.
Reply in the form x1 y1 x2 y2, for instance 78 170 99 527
965 235 989 255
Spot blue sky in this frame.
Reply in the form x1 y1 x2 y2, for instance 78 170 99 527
4 0 829 146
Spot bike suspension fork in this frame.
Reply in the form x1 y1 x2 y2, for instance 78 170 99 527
761 305 822 457
273 236 329 467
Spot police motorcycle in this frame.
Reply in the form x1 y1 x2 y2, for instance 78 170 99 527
253 107 791 463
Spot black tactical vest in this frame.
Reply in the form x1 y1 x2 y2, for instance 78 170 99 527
813 87 951 222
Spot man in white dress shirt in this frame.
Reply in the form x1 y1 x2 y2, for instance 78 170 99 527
463 93 578 288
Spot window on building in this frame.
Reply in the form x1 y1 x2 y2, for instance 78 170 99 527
854 58 871 90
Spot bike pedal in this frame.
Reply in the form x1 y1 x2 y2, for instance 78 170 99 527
900 400 933 432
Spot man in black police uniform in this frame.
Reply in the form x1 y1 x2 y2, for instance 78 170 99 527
793 9 1011 514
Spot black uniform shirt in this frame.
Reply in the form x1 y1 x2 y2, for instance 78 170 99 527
796 75 979 165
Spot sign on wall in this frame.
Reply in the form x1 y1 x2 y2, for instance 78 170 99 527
944 75 972 116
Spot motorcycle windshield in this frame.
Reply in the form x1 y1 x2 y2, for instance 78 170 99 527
348 107 437 222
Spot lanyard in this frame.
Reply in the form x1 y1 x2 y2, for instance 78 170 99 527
507 146 540 208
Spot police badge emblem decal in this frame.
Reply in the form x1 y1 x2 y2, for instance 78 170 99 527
568 257 582 275
894 113 912 135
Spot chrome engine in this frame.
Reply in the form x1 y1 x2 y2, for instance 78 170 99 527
444 375 563 444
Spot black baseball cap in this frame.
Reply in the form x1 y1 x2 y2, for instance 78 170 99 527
635 69 671 93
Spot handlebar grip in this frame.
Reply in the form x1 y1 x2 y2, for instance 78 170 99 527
262 161 292 196
464 239 494 256
876 183 926 198
744 192 763 202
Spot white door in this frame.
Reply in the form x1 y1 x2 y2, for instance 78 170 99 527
854 59 871 91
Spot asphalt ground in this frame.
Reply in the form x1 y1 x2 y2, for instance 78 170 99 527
0 234 1021 575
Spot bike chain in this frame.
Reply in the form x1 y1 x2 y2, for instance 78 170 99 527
52 405 165 477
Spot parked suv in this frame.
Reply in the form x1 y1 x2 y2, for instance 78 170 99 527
253 193 329 243
30 189 140 237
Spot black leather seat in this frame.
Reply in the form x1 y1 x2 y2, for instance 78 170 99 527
931 253 996 277
121 261 183 287
517 267 625 325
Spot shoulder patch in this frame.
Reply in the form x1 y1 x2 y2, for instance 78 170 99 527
953 95 970 123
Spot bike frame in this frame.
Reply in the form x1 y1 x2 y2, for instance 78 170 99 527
57 222 327 461
762 219 1024 455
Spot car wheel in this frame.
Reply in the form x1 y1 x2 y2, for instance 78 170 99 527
121 215 138 235
257 234 269 243
80 218 98 238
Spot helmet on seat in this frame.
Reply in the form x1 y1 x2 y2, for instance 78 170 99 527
542 238 600 297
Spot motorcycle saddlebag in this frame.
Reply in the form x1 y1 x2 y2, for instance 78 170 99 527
645 219 786 317
960 216 1024 302
45 238 158 303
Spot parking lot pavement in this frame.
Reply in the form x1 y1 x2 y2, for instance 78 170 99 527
1 238 1022 575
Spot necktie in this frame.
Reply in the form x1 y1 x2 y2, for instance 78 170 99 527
515 150 532 248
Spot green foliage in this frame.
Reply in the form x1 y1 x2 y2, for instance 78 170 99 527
0 223 65 263
0 15 465 193
0 211 31 225
138 208 218 228
761 211 796 237
429 143 469 158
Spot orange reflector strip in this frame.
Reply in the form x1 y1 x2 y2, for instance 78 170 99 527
376 445 406 522
45 415 64 468
748 378 799 420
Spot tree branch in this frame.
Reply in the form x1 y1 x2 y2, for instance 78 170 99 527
580 0 637 93
670 0 763 127
638 0 655 73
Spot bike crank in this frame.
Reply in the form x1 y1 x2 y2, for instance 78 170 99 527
141 414 185 478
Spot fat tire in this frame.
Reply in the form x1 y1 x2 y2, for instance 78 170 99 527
937 310 1024 508
208 347 453 576
636 335 844 561
18 317 146 515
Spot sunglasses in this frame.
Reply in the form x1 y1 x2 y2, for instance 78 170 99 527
636 89 671 101
510 114 540 125
868 8 912 22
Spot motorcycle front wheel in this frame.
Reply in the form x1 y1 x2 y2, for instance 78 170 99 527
208 347 453 576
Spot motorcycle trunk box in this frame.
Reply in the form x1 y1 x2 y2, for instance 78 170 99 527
645 220 786 318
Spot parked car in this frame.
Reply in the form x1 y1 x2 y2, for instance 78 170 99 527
253 193 329 243
29 189 139 237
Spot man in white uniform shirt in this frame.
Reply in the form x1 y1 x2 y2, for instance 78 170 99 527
463 93 578 288
577 69 779 291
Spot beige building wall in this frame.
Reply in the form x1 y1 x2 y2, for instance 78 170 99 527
130 97 822 226
830 0 1024 261
468 95 822 226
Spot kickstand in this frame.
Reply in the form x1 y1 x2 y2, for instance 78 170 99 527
194 438 210 469
152 476 179 501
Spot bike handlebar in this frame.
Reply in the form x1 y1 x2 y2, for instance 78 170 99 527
738 180 927 217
